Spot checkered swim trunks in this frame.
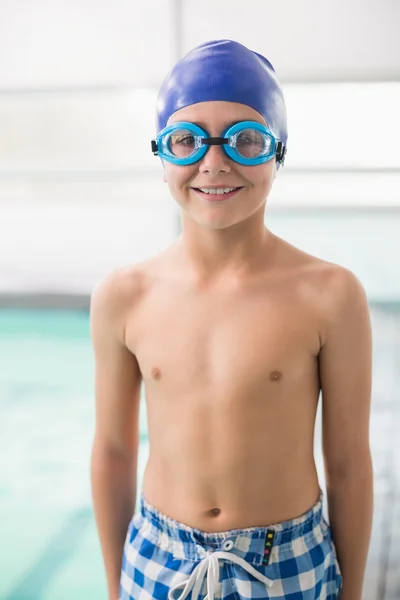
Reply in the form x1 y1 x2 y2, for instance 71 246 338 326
120 491 343 599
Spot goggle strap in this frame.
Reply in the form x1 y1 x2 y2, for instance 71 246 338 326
276 142 287 165
201 137 229 146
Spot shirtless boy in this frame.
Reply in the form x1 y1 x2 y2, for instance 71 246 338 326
90 40 373 600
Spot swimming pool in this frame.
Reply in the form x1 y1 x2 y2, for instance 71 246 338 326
0 308 148 600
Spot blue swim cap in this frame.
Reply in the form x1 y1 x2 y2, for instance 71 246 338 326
155 39 288 151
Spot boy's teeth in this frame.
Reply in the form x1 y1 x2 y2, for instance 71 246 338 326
198 187 237 194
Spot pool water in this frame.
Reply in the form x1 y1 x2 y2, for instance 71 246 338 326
0 309 148 600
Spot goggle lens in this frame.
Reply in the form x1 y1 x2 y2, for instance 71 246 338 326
234 129 272 158
167 129 196 158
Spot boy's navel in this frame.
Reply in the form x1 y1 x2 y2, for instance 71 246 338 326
209 507 221 517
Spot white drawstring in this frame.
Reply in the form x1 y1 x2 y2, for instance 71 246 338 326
168 550 273 600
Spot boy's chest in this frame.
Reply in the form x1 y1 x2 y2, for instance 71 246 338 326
128 283 321 393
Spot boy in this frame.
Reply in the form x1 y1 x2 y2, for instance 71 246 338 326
90 40 373 600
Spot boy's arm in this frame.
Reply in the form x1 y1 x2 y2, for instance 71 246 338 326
318 267 373 600
90 269 143 600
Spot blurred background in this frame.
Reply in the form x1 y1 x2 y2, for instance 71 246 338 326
0 1 399 599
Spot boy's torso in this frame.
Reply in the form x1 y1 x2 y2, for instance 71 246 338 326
122 233 337 532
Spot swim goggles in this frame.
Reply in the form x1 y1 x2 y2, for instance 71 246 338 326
151 121 287 167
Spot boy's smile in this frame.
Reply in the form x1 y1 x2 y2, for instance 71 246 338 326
190 186 244 202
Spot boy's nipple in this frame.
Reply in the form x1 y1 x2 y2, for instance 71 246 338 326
269 370 282 382
151 367 162 380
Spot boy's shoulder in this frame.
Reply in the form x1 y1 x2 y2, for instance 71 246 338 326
90 249 171 307
276 234 361 281
274 234 366 310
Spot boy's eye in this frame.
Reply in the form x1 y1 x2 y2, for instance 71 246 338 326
168 130 196 157
235 129 269 158
176 135 195 145
237 136 252 144
170 133 195 146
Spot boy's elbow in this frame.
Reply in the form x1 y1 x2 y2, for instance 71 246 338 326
91 431 139 463
324 450 373 483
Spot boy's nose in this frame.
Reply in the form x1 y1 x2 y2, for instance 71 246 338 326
199 144 231 173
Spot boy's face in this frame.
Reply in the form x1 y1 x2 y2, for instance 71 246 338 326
163 101 277 230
